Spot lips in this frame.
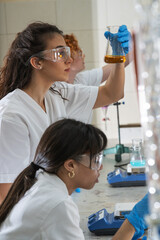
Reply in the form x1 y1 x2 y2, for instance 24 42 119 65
65 68 70 72
96 173 100 183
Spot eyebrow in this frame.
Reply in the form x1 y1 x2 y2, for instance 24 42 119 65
55 45 66 49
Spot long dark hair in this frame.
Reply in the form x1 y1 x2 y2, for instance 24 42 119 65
0 22 63 99
0 119 107 225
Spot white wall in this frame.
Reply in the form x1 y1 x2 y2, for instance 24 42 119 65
0 0 140 141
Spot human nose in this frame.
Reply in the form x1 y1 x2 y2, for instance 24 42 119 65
99 164 103 171
66 55 73 64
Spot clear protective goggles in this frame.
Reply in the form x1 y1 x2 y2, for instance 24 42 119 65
79 152 103 170
26 46 71 65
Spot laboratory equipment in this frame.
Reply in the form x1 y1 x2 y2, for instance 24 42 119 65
104 26 126 63
114 202 136 218
107 164 147 187
103 102 130 162
130 138 145 167
88 208 124 235
88 202 135 235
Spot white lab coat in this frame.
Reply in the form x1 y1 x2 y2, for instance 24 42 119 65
74 68 103 123
74 68 103 86
0 83 98 183
0 172 85 240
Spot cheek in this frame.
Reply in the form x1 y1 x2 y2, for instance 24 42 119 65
81 171 97 189
48 63 69 82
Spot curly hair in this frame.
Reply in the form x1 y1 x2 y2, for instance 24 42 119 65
64 34 82 59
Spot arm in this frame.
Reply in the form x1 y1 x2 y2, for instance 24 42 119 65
112 219 135 240
94 62 125 108
113 194 149 240
101 52 132 83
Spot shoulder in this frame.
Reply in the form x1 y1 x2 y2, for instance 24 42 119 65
0 90 25 126
75 68 103 86
0 90 31 127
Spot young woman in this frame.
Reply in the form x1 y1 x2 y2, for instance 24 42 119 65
0 118 107 239
64 26 131 86
0 21 125 202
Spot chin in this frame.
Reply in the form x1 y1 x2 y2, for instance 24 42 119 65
86 183 95 190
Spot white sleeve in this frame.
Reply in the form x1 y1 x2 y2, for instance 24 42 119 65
57 83 98 123
74 68 103 86
0 118 30 183
41 197 85 240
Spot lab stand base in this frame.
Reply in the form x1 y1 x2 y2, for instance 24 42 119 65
103 144 130 162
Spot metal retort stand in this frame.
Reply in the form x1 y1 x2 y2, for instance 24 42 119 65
103 102 130 162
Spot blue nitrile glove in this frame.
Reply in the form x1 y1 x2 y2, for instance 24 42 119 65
117 25 131 54
104 25 131 55
126 194 149 240
142 237 147 240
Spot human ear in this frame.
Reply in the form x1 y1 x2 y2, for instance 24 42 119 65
30 57 42 70
64 159 75 172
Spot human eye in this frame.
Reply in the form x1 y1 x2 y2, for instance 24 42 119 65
58 49 65 59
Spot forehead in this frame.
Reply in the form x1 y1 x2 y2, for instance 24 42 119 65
46 34 66 50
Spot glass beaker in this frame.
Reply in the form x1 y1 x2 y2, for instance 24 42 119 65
104 26 126 64
130 138 145 167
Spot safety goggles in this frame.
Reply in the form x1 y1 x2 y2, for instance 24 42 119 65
78 152 103 170
26 46 71 65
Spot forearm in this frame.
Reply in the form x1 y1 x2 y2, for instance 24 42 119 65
112 219 135 240
102 65 113 83
94 63 125 108
101 52 132 83
125 50 133 68
105 62 125 102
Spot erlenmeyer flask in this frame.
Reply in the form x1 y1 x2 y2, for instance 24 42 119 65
104 26 126 64
130 138 145 167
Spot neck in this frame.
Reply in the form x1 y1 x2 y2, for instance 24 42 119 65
57 169 76 195
22 72 52 112
68 69 79 84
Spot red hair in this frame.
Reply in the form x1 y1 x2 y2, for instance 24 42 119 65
64 34 82 59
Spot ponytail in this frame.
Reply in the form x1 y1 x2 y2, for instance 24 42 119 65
0 164 38 225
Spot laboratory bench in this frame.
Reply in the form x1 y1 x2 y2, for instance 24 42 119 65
72 140 148 240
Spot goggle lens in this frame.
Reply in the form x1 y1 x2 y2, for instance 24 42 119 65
78 152 103 170
26 46 71 65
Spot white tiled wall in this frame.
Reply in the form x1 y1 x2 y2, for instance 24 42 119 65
0 0 140 140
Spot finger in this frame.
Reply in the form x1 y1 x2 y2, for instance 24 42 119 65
142 236 147 240
118 35 130 43
121 42 130 48
118 30 130 38
118 25 127 32
104 31 115 39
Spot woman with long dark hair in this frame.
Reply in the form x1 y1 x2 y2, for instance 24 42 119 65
0 118 107 239
0 21 125 202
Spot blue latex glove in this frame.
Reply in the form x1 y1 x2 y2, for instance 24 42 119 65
126 194 149 240
104 25 131 55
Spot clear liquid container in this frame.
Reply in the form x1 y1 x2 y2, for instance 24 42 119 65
104 25 126 64
130 138 146 167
